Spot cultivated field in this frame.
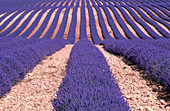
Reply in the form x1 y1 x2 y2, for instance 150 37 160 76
0 0 169 110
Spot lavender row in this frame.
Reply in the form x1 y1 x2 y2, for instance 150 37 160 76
99 1 169 39
122 6 170 30
91 0 112 39
129 5 170 38
80 0 88 39
143 4 170 22
133 39 170 51
27 7 61 39
7 7 50 38
45 7 70 39
93 0 168 40
100 0 170 18
107 5 139 39
1 0 168 42
0 8 26 32
0 7 49 37
97 0 150 39
101 38 170 91
0 0 57 8
99 0 127 40
0 38 43 52
86 0 101 44
17 0 64 38
158 3 170 11
0 7 41 37
98 0 170 19
0 37 15 44
52 39 130 110
12 1 67 38
118 0 170 4
114 5 152 39
0 5 38 22
0 0 59 14
32 0 71 39
0 38 68 97
67 0 80 44
122 5 164 39
55 7 72 39
1 6 67 38
55 0 76 39
151 4 170 17
0 7 20 16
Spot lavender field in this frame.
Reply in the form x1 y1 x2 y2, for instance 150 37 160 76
0 0 170 110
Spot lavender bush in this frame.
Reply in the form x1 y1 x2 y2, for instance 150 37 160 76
101 38 170 90
52 39 130 111
0 70 12 97
0 38 68 97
